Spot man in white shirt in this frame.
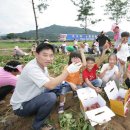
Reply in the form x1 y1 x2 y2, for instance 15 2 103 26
10 43 82 130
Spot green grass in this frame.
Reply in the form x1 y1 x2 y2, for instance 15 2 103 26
0 41 93 48
0 42 33 49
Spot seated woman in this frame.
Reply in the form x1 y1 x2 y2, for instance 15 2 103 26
0 61 23 104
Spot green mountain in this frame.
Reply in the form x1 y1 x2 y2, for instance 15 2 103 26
15 24 113 41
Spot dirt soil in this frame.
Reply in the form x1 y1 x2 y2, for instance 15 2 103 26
0 93 130 130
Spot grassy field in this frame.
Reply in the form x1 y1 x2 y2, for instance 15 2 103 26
0 41 93 48
0 41 65 49
0 41 93 58
0 42 33 49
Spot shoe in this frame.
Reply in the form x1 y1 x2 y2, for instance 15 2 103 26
58 105 64 114
73 91 78 98
41 124 55 130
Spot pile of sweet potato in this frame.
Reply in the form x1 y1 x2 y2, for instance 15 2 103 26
116 96 124 103
85 103 100 111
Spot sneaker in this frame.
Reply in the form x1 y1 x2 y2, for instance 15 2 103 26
73 91 78 98
41 124 55 130
58 105 64 114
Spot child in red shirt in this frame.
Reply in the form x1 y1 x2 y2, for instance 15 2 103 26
82 49 107 93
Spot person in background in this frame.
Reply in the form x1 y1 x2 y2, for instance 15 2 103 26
61 41 67 54
0 61 22 104
66 46 76 55
74 39 78 45
83 42 90 53
43 39 49 44
13 46 28 59
89 41 101 56
96 31 111 54
10 43 82 130
111 24 121 53
93 41 100 55
31 43 37 56
116 32 130 85
73 39 78 50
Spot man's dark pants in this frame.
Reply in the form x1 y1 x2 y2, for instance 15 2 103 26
14 92 57 130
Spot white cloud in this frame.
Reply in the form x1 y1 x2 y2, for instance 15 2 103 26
0 0 129 34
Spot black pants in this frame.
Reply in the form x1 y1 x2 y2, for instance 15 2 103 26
125 78 130 89
0 85 14 101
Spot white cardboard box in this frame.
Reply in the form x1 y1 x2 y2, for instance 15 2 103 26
85 106 115 126
104 81 127 100
104 80 130 116
77 88 115 126
77 87 97 102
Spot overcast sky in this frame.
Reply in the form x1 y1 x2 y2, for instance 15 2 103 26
0 0 130 34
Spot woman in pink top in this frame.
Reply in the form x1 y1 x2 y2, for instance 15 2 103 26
0 61 22 104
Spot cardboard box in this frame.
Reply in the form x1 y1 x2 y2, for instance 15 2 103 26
77 87 97 101
77 88 115 126
104 80 130 117
86 106 115 126
80 94 106 112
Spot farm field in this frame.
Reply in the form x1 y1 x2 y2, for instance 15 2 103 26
0 41 130 130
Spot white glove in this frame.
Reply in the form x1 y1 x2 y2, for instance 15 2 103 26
67 62 82 73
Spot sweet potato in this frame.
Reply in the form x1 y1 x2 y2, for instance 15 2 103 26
116 96 124 103
85 102 100 111
91 104 97 109
87 107 92 111
94 103 100 108
116 96 124 104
